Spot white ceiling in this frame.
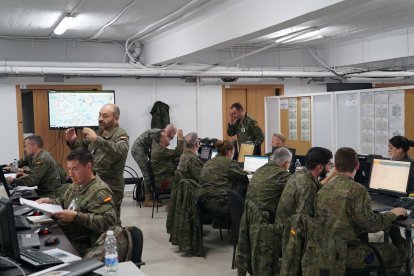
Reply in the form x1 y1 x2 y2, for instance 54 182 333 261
1 0 414 78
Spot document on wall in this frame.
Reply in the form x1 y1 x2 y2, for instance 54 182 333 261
388 90 405 137
288 98 297 141
280 99 288 110
373 92 389 157
20 198 63 214
360 92 375 154
300 98 311 141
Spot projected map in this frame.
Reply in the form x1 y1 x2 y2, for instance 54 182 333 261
48 91 115 129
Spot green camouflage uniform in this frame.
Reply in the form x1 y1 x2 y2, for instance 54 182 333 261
198 154 248 213
150 139 183 189
227 113 264 147
302 174 406 275
67 125 129 222
167 150 203 233
246 162 291 213
12 150 61 198
51 177 117 255
130 128 162 193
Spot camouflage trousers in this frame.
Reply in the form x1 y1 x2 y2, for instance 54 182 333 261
112 190 124 224
131 146 151 193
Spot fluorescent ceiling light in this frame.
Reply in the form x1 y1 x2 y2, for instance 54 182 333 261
275 28 322 44
54 16 74 35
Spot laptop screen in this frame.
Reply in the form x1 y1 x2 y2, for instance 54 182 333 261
200 146 211 160
369 159 412 195
0 170 10 199
243 155 269 173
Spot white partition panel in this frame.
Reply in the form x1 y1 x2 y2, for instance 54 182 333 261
264 97 279 153
312 94 333 151
336 92 360 151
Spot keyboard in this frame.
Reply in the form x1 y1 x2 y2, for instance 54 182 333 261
19 248 63 267
370 193 398 207
14 215 33 230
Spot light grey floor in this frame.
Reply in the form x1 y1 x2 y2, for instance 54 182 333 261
120 194 238 276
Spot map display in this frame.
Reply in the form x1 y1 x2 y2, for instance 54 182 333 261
48 91 115 129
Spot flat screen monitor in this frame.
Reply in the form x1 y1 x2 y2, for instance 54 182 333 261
48 90 115 129
200 146 211 160
0 197 20 260
243 155 269 173
369 159 412 196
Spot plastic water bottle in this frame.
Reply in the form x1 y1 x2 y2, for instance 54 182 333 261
104 230 118 275
295 159 302 171
12 159 18 173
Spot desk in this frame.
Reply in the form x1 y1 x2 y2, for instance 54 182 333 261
372 201 413 275
94 261 146 276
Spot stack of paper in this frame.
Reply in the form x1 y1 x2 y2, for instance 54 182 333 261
20 198 63 214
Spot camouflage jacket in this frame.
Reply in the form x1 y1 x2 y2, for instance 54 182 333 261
52 177 117 255
246 162 291 212
276 168 321 227
227 113 264 145
130 128 162 156
13 150 61 197
68 125 129 192
314 174 396 241
150 139 183 187
199 154 248 198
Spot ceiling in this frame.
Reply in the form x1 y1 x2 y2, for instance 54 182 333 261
1 0 414 78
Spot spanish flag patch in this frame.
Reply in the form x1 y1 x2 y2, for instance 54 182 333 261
290 228 297 236
103 197 112 203
119 136 128 141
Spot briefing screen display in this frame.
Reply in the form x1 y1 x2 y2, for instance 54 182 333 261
243 155 269 173
48 90 115 129
369 159 412 194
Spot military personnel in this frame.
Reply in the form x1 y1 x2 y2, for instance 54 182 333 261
37 148 117 256
304 147 406 274
6 135 61 197
131 124 177 207
65 103 129 222
198 140 249 213
226 103 264 154
150 129 183 190
271 133 286 148
246 147 291 213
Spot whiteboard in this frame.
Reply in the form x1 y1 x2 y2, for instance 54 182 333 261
312 94 333 151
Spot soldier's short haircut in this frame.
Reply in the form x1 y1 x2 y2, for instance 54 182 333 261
272 147 292 166
184 132 198 149
230 102 244 111
334 147 358 173
154 131 165 144
273 133 286 143
389 135 414 152
215 140 234 155
67 147 94 166
305 147 333 170
103 104 120 117
25 134 43 148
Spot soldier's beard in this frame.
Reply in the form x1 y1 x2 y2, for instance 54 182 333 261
319 167 328 179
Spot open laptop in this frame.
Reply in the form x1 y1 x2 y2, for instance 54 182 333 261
0 170 38 199
243 155 269 173
369 159 412 207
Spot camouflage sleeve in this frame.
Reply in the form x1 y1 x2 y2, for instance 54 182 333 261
93 135 129 161
67 139 91 150
228 161 249 187
227 122 238 137
189 159 203 183
13 157 50 187
351 188 396 233
18 155 30 168
295 182 318 217
75 189 117 232
249 120 264 144
276 171 291 192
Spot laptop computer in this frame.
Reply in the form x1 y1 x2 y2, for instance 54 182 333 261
0 170 38 199
18 233 41 248
369 159 412 207
243 155 269 173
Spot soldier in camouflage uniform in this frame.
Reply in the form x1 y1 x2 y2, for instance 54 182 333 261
131 124 177 207
246 147 292 217
198 140 249 213
65 104 129 223
150 129 183 189
302 147 406 275
6 135 61 197
227 103 264 154
37 148 117 256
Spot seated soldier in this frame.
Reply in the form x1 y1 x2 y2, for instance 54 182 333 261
150 129 183 191
303 147 406 274
246 147 291 215
265 133 286 157
198 140 248 214
6 134 61 197
37 148 117 256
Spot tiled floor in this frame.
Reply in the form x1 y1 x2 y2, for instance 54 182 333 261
120 194 237 276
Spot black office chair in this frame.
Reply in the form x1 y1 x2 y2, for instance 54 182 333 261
149 165 171 218
344 241 386 276
127 226 146 268
124 166 144 207
227 190 245 269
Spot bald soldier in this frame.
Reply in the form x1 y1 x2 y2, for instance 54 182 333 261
131 124 177 207
65 104 129 222
37 148 117 256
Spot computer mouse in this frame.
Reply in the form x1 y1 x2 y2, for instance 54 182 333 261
39 227 51 235
44 236 60 246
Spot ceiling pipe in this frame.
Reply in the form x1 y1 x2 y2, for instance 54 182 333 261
0 61 414 79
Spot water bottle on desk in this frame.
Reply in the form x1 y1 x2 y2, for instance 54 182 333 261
11 159 18 173
104 230 118 275
295 159 302 171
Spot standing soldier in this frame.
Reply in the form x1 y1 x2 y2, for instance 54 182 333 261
65 104 129 223
227 103 264 155
131 124 177 207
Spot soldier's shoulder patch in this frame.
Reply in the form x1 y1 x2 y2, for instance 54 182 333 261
103 196 112 203
119 136 128 141
290 227 297 236
35 160 43 165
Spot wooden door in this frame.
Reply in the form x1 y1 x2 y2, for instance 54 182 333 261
222 88 247 141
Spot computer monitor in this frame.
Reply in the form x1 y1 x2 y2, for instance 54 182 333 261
368 159 412 196
211 149 218 159
243 155 269 173
199 146 211 160
354 154 382 188
0 197 20 260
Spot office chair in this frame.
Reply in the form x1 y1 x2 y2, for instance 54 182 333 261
127 226 146 268
345 241 386 276
124 165 144 207
149 165 171 218
227 190 245 269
